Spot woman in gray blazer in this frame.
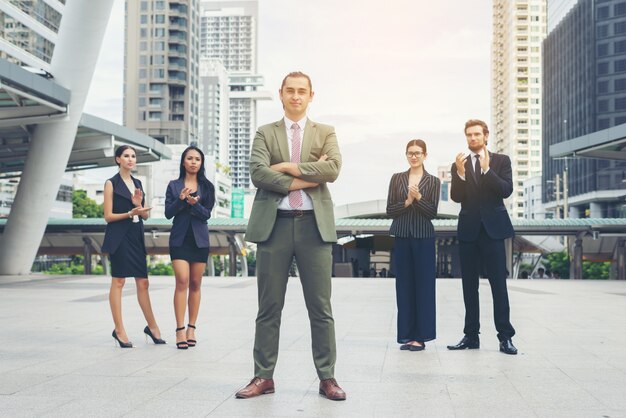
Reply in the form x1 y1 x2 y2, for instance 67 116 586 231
165 146 215 349
386 139 440 351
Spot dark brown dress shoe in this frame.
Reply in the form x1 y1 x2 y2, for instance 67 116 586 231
235 377 275 399
319 378 347 401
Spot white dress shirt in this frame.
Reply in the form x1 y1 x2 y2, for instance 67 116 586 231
277 116 314 210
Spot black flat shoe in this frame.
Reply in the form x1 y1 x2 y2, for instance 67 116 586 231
400 344 412 350
176 326 188 350
447 336 480 350
144 326 166 344
112 330 133 348
187 324 197 347
409 343 425 351
499 339 518 355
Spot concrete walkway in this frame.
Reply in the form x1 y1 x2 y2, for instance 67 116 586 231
0 275 625 417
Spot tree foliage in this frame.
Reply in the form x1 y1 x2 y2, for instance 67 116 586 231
72 189 103 218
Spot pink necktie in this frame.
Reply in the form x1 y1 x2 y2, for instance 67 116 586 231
289 123 303 208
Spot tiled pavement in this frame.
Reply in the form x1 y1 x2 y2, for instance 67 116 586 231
0 274 625 417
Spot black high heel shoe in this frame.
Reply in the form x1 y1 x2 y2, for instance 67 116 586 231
187 324 197 347
112 330 133 348
144 326 166 344
176 327 188 350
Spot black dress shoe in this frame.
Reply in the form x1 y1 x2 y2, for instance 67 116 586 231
499 339 518 355
447 336 480 350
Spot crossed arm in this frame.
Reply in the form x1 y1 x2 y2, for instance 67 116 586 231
249 128 342 194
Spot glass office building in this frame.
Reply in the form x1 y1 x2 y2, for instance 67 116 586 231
542 0 626 217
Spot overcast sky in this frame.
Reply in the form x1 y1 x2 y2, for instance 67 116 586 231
84 0 493 206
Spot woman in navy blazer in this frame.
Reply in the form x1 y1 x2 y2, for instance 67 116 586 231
386 139 440 351
102 145 165 348
165 146 215 349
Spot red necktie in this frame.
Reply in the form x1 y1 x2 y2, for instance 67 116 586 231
288 123 303 208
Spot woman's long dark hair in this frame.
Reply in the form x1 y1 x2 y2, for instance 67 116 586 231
179 146 215 209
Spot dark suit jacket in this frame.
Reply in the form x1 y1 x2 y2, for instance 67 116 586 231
165 178 215 248
386 169 440 238
450 152 514 241
245 119 341 243
102 173 146 255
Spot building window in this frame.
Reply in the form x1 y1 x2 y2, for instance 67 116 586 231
598 25 609 38
616 78 626 91
598 118 610 129
615 2 626 16
616 116 626 124
615 21 626 35
616 40 626 53
598 43 609 57
598 62 610 75
599 99 610 112
616 59 626 72
616 98 626 110
598 6 610 19
599 80 610 93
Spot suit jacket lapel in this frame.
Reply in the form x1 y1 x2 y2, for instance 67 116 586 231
274 119 289 162
300 119 316 162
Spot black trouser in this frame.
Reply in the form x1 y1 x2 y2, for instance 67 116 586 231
459 225 515 341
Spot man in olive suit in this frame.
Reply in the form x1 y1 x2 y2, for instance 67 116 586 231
235 72 346 401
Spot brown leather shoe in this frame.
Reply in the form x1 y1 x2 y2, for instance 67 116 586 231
319 378 346 401
235 377 275 399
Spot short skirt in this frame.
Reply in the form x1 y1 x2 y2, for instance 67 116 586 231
170 226 209 263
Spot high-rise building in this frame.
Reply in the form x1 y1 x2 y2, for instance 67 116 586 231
542 0 626 218
198 57 229 164
547 0 577 33
124 0 200 145
124 0 201 210
492 0 547 219
199 0 270 189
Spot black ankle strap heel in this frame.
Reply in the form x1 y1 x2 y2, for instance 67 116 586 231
176 326 188 350
187 324 197 347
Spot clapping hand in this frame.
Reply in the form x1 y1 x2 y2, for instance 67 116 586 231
455 153 468 178
479 150 490 172
132 188 143 206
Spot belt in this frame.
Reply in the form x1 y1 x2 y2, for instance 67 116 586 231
277 209 314 218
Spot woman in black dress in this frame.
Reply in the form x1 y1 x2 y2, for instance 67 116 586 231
102 145 165 348
165 146 215 349
386 139 440 351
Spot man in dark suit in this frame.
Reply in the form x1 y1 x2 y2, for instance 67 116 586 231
235 71 346 400
447 119 518 355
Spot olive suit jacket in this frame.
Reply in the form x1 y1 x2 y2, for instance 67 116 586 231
245 118 341 243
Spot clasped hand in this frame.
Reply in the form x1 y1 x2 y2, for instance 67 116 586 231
406 184 421 204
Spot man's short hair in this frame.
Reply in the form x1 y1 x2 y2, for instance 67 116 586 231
464 119 489 135
281 71 313 91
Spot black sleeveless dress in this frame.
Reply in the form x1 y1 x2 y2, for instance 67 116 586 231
102 174 148 278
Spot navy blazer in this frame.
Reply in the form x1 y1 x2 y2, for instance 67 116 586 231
102 173 146 255
450 152 515 241
165 178 215 248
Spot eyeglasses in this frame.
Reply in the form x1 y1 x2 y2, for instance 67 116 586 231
406 151 424 158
